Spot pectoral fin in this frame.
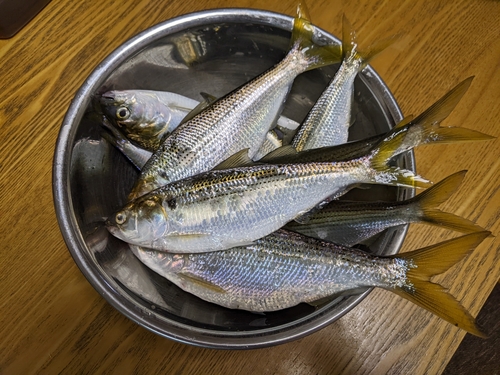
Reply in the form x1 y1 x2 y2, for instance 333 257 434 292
178 272 227 294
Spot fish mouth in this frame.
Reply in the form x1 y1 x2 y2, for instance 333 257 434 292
105 220 129 241
99 92 117 106
105 218 117 233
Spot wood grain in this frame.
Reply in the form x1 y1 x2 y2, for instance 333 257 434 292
0 0 499 374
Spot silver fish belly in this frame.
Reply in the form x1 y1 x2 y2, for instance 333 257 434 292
129 230 410 311
292 55 361 151
130 48 308 199
107 137 429 253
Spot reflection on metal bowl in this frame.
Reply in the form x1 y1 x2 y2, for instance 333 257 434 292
53 8 414 349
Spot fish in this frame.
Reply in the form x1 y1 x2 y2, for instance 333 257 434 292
100 77 492 172
284 170 484 246
292 15 396 151
101 115 284 170
260 76 493 165
130 229 490 337
106 130 431 253
100 90 296 156
128 7 342 200
100 90 199 151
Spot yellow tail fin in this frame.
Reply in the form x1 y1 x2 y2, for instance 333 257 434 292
394 115 414 129
411 171 485 233
341 14 400 70
395 77 494 150
391 231 491 337
368 130 433 189
415 77 473 126
291 3 342 71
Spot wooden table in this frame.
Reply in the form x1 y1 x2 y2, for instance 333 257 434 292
1 0 499 374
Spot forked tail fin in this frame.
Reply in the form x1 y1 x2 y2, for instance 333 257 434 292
368 130 433 189
291 2 342 71
390 77 494 156
391 231 491 337
410 171 485 233
341 14 399 70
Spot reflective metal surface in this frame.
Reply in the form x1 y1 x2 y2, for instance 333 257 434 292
53 9 415 349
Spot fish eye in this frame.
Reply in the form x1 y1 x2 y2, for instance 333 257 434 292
116 106 130 120
115 211 127 225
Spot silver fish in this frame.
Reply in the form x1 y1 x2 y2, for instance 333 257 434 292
101 76 491 172
100 90 199 151
102 116 284 171
128 11 342 200
131 230 489 337
260 76 492 165
292 16 394 151
285 170 484 246
106 132 431 253
100 90 296 156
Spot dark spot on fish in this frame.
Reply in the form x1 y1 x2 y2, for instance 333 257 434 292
167 198 177 210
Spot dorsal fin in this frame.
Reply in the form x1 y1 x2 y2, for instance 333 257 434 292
259 145 299 162
213 149 256 170
200 92 218 103
179 92 218 124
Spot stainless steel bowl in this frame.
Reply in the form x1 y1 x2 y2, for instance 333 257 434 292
53 8 414 349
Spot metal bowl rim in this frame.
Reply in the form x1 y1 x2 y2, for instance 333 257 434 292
52 7 413 349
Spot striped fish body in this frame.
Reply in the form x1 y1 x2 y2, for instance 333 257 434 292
292 54 361 151
130 229 409 311
284 170 483 246
285 199 413 246
129 230 491 338
107 142 428 253
130 48 309 199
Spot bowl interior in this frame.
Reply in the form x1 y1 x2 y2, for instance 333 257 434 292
59 10 413 348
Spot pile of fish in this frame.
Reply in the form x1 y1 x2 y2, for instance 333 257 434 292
99 6 493 337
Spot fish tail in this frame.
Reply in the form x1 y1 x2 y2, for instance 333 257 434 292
409 171 485 232
390 231 491 337
412 77 473 127
417 126 495 145
291 3 342 71
368 130 432 189
395 77 494 144
341 14 399 69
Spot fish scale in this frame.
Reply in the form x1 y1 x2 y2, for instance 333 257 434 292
130 43 317 200
130 230 490 337
107 135 430 253
130 230 409 311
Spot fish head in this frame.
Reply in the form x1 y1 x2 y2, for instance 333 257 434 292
100 90 172 148
106 196 169 247
100 91 144 129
